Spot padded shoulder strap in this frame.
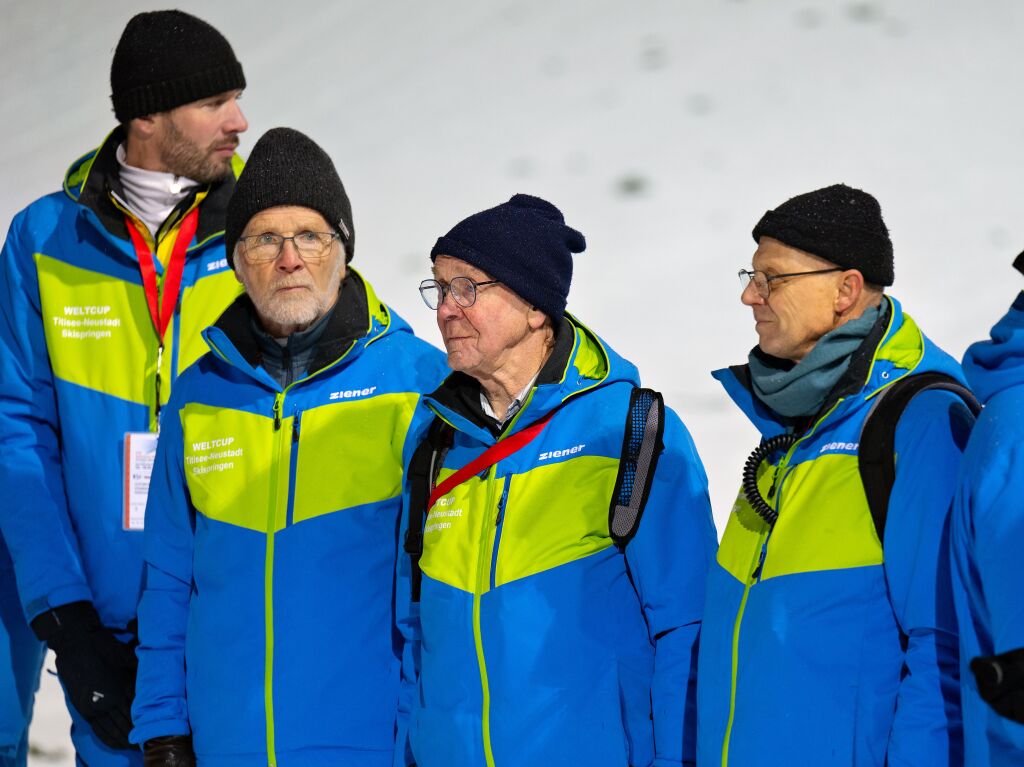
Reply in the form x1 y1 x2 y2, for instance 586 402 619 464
609 388 665 547
403 418 451 603
858 372 981 545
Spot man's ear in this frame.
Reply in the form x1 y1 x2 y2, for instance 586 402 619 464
129 113 159 140
527 306 548 331
834 269 865 314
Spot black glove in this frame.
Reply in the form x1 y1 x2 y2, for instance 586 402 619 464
970 647 1024 723
32 600 139 750
144 735 196 767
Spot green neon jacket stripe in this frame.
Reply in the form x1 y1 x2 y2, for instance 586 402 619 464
396 316 718 767
699 297 973 766
131 273 448 766
0 128 243 631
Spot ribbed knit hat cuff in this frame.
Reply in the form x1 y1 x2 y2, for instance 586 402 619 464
113 62 246 122
753 210 894 286
431 235 566 322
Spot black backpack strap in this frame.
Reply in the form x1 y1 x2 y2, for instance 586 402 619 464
403 418 451 603
609 388 666 547
858 372 981 545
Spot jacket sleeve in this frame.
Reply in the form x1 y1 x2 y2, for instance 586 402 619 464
954 390 1024 749
394 480 421 767
883 389 974 766
0 208 92 619
394 344 448 767
130 385 194 744
623 409 718 767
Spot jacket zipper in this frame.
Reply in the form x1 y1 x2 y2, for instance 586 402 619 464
263 392 289 766
261 349 364 766
489 476 512 590
722 438 800 767
473 464 501 767
720 398 849 766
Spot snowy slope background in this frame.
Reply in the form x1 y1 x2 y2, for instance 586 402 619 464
2 0 1022 761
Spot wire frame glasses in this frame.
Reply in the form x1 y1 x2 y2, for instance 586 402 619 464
738 267 842 298
419 277 500 309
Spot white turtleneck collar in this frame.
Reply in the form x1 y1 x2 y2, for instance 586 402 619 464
116 143 201 238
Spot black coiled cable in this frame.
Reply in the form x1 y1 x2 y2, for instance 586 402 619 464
742 433 799 525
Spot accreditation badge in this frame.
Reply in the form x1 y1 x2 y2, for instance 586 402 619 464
123 432 158 531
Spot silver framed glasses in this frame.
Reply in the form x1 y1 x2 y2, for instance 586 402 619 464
419 277 500 309
238 231 341 264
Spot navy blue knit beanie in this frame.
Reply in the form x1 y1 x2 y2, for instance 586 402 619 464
752 183 894 286
430 194 586 323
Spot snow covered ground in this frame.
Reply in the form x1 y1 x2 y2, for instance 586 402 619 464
3 0 1023 762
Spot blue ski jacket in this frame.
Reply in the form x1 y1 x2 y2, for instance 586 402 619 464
396 316 717 767
952 290 1024 764
0 128 244 631
131 272 447 766
700 297 973 766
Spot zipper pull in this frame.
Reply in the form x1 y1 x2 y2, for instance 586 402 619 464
496 479 510 524
273 397 282 431
154 343 164 429
752 539 769 580
766 464 783 500
292 413 300 443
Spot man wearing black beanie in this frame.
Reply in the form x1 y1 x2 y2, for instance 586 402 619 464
698 184 976 766
395 195 717 767
0 10 250 766
130 127 446 766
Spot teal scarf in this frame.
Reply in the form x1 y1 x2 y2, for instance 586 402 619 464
748 303 884 418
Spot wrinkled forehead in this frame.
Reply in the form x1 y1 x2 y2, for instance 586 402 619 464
242 205 331 234
752 236 836 273
432 254 494 282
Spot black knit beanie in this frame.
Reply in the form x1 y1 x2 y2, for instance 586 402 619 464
225 127 354 266
111 10 246 123
430 194 586 323
751 183 894 286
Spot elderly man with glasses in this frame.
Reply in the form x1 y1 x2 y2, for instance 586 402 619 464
697 184 976 766
129 127 446 767
395 194 717 767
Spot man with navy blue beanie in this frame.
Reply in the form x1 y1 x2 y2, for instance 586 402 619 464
429 193 583 324
395 194 717 767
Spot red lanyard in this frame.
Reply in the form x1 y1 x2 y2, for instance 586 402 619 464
125 208 198 426
125 207 198 342
428 409 555 509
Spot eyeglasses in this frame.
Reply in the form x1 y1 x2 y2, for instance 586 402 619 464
237 231 341 264
419 277 500 309
738 267 843 298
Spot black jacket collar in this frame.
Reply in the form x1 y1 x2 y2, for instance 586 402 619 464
77 126 237 248
431 318 575 436
212 271 370 376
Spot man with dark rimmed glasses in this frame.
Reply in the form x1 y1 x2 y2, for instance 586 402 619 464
698 183 974 766
130 127 445 766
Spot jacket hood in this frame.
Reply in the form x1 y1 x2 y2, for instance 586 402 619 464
202 268 407 388
962 291 1024 405
714 295 964 436
63 127 244 247
426 313 639 441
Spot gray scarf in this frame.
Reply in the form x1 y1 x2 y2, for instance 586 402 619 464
748 303 883 418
